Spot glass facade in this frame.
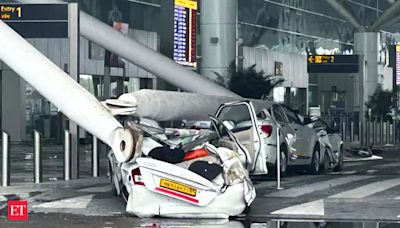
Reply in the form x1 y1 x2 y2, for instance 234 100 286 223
238 0 400 55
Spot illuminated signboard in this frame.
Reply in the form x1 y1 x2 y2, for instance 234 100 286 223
0 4 68 38
396 45 400 85
307 55 359 73
173 0 197 68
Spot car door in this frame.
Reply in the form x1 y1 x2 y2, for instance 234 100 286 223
215 101 265 173
271 104 297 156
281 106 315 163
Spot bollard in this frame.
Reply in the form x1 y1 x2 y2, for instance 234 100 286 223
64 130 70 181
342 121 346 141
386 122 390 144
372 121 376 145
351 121 354 142
394 120 397 144
359 120 362 143
2 132 10 186
92 136 99 177
276 127 282 190
34 130 42 183
391 123 394 144
379 117 383 145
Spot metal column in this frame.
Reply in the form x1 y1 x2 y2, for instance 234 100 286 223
2 132 10 186
64 130 70 181
92 136 99 177
69 3 80 179
34 130 42 183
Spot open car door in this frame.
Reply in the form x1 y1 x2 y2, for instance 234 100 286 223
214 101 267 174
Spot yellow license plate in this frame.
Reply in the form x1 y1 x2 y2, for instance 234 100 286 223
160 179 197 197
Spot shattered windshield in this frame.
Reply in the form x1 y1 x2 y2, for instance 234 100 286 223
135 122 212 148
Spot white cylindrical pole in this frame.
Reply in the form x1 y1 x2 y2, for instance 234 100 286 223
2 132 10 187
92 136 99 177
64 130 71 181
34 130 42 184
276 127 282 190
0 20 133 163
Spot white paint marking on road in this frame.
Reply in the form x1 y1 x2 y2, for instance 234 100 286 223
32 194 94 209
395 196 400 200
77 185 111 193
329 178 400 199
366 170 378 174
329 171 357 175
265 175 373 198
344 155 383 162
271 199 324 216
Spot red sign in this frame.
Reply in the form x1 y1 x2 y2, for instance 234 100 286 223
8 200 28 221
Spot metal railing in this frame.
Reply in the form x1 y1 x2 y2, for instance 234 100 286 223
338 115 399 146
1 129 103 186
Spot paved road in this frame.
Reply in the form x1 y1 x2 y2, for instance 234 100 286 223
0 149 400 226
251 149 400 221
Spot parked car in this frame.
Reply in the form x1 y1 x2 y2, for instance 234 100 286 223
214 101 323 176
303 116 344 172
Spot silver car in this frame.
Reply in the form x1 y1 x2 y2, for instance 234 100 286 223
215 101 324 176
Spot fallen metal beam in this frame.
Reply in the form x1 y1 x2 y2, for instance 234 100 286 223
370 0 400 31
0 20 134 163
104 89 273 121
325 0 365 31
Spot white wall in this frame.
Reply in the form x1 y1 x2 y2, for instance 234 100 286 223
243 46 308 88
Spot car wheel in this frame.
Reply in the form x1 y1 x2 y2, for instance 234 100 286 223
333 146 344 172
321 149 331 173
109 162 118 196
272 145 288 177
308 144 320 175
279 146 288 176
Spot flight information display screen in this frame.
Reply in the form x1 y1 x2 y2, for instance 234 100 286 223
173 0 197 68
396 45 400 85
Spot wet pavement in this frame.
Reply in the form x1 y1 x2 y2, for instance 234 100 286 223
1 144 400 226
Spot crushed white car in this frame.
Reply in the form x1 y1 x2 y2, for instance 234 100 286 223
108 120 256 218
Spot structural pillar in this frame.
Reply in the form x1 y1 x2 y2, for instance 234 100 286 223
353 32 379 147
69 3 80 179
200 0 237 81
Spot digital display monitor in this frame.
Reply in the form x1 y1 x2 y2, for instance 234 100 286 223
396 45 400 85
173 0 197 68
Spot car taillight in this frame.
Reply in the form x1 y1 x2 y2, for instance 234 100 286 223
260 124 273 137
131 168 144 186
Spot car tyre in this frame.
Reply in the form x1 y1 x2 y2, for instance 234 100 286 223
321 149 330 174
109 162 118 196
308 144 321 175
333 146 344 172
272 145 288 177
